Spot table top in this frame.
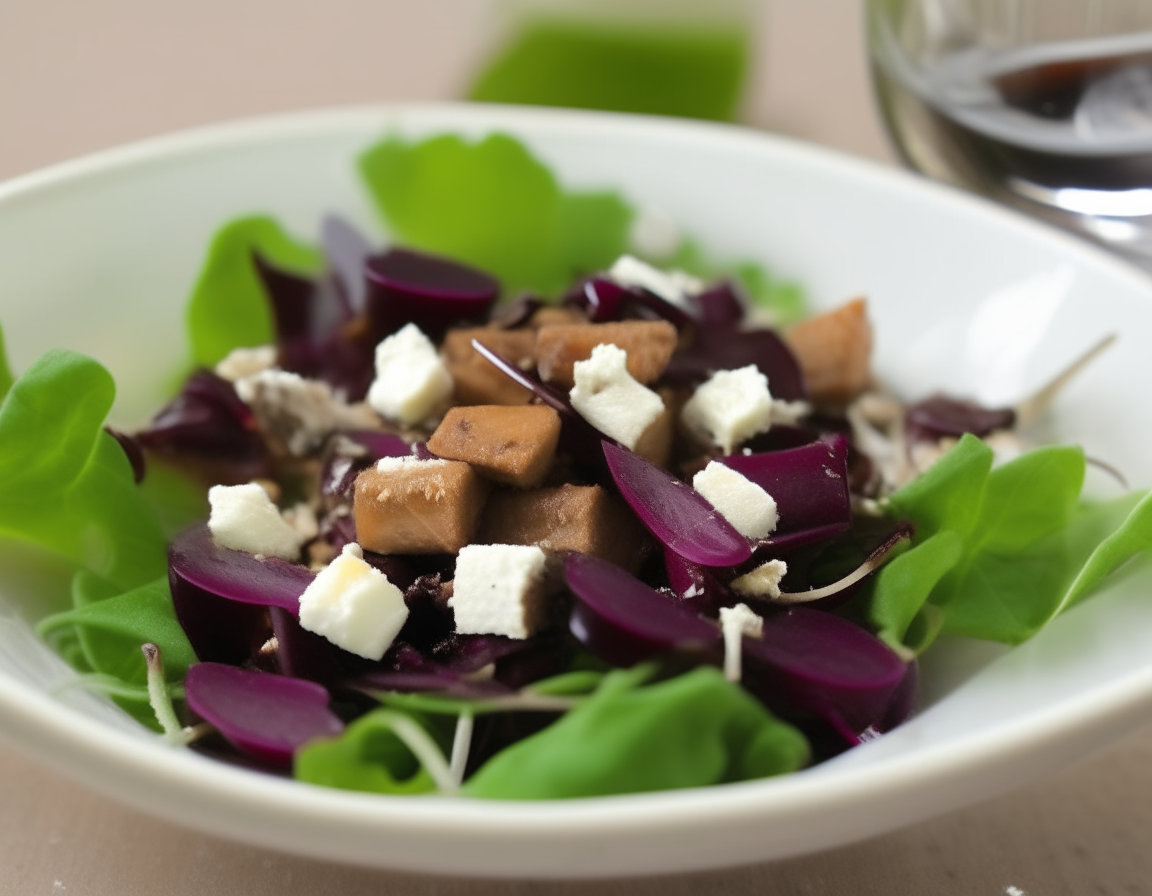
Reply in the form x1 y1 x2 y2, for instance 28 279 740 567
2 1 1151 892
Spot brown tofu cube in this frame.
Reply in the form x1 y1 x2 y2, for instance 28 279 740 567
528 306 586 328
477 484 649 572
354 458 487 554
441 328 536 406
427 405 562 488
535 321 677 387
785 297 873 404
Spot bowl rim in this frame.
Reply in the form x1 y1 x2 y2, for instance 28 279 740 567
3 101 1152 876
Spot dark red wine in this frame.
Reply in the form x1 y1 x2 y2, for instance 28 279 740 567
874 37 1152 196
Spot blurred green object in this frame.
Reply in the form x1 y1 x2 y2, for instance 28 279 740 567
468 4 752 122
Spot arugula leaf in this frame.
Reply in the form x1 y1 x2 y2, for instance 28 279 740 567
0 323 13 402
0 350 168 590
463 667 808 799
186 215 322 367
295 709 439 796
359 133 631 298
869 530 963 651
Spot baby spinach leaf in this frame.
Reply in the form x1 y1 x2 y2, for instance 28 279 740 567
186 215 322 367
869 530 963 651
463 667 808 799
886 433 992 539
294 709 439 796
359 133 631 297
0 323 13 402
36 576 195 687
1059 490 1152 612
0 350 168 590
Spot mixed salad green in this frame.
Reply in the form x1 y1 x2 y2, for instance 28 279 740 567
2 132 1150 800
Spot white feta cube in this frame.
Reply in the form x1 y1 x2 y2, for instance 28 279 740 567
569 343 665 450
449 544 550 640
718 602 763 682
681 365 773 455
207 482 306 560
235 369 343 456
297 542 409 660
214 345 278 382
693 461 779 539
730 559 789 600
608 254 703 308
367 323 453 426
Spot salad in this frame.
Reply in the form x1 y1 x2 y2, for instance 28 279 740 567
3 131 1151 801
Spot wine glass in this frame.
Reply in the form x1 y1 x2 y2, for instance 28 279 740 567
867 0 1152 267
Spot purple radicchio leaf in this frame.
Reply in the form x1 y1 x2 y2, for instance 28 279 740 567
135 369 271 485
320 214 373 315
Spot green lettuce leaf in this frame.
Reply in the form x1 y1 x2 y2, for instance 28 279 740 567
463 666 808 799
0 350 168 590
186 215 322 367
0 323 13 402
359 133 631 297
872 435 1152 648
294 710 440 796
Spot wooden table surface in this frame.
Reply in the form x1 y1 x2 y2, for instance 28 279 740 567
2 1 1151 892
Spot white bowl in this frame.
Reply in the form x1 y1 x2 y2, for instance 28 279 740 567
2 104 1152 879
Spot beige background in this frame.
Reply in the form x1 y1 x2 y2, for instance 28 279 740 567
2 0 1151 892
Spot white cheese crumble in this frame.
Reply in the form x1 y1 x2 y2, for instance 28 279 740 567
681 365 773 455
207 482 306 560
281 502 320 541
693 461 779 539
627 206 681 260
214 345 278 382
449 544 549 640
718 603 763 682
730 559 789 600
375 454 448 473
367 323 453 426
235 369 349 456
608 254 703 308
297 542 409 660
569 343 665 450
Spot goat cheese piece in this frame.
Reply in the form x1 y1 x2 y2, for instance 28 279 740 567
627 208 681 261
367 323 453 426
215 345 278 382
681 365 773 455
730 559 789 600
608 254 704 308
450 544 550 640
718 602 763 682
235 369 344 456
297 542 409 660
569 343 665 450
693 461 779 539
207 482 306 560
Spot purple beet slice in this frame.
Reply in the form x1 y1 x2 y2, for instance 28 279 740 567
566 553 721 668
740 606 908 735
695 281 745 327
169 524 314 663
905 394 1016 443
184 663 344 767
663 548 731 616
321 214 372 315
719 436 852 536
364 247 499 342
603 441 751 567
664 324 808 400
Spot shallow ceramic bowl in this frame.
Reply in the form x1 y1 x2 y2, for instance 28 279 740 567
1 104 1152 879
